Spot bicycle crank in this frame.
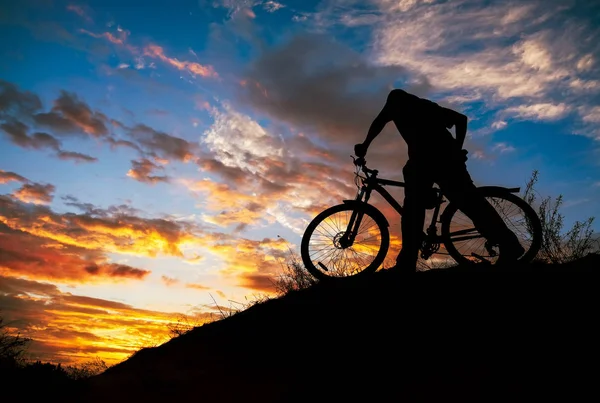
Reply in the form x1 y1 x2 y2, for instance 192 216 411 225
484 241 498 257
420 241 440 260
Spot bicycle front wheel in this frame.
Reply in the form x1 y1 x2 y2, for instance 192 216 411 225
441 188 542 266
301 203 390 281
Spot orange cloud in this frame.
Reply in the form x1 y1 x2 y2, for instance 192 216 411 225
2 171 298 296
79 29 127 46
1 121 61 151
205 237 289 293
78 27 217 79
161 275 179 286
185 177 293 230
188 179 268 230
0 83 109 164
67 5 92 23
11 182 55 204
0 222 150 283
143 44 218 78
196 158 249 186
0 170 28 184
244 8 257 19
194 96 211 111
126 158 169 184
185 283 210 290
34 91 108 138
127 124 197 163
184 254 204 265
0 276 214 365
0 195 201 259
57 150 97 163
237 273 276 292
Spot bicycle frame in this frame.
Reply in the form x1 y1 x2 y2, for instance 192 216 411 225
342 172 444 247
341 165 489 260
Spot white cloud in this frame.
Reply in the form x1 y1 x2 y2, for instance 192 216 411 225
443 93 483 105
134 56 146 69
500 4 534 25
580 106 600 123
569 79 600 92
492 142 515 153
196 102 362 233
292 14 308 22
363 0 598 132
201 103 284 174
505 103 570 121
512 37 553 71
491 121 507 130
211 0 284 15
395 0 417 12
577 54 594 71
265 203 306 235
373 4 569 99
339 13 381 26
471 150 486 160
573 107 600 139
263 1 284 12
377 0 436 13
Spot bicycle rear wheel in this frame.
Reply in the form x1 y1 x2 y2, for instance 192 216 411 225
301 203 390 281
441 188 542 266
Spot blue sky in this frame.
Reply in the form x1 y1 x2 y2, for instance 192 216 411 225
0 0 599 364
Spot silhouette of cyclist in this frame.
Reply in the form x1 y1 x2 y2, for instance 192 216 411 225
355 89 525 272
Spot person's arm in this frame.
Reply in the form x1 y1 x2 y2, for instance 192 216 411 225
441 107 468 148
454 112 468 149
355 91 397 157
363 108 391 149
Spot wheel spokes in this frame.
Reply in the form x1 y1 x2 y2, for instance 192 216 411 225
448 196 535 263
308 210 383 277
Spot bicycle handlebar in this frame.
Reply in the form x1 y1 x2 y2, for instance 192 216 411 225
351 155 378 176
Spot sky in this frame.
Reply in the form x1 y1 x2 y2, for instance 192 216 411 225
1 0 599 365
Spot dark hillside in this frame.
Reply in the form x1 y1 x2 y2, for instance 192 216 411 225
64 255 600 402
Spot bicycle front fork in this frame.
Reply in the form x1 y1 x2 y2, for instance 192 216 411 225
339 209 365 248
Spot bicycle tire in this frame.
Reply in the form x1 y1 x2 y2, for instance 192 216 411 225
441 187 542 266
301 203 390 281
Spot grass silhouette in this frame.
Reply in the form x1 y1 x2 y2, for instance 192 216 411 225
41 254 598 403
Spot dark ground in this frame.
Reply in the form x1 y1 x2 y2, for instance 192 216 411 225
21 255 600 402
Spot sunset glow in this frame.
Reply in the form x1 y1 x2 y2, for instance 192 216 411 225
1 0 599 365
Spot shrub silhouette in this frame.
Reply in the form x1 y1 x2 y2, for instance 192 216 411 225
0 314 31 371
272 248 318 296
1 316 109 400
64 358 109 380
524 170 598 263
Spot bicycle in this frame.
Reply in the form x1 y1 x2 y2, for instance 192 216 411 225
300 156 543 280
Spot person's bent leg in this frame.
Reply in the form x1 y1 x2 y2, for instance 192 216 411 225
437 162 524 261
394 161 432 271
